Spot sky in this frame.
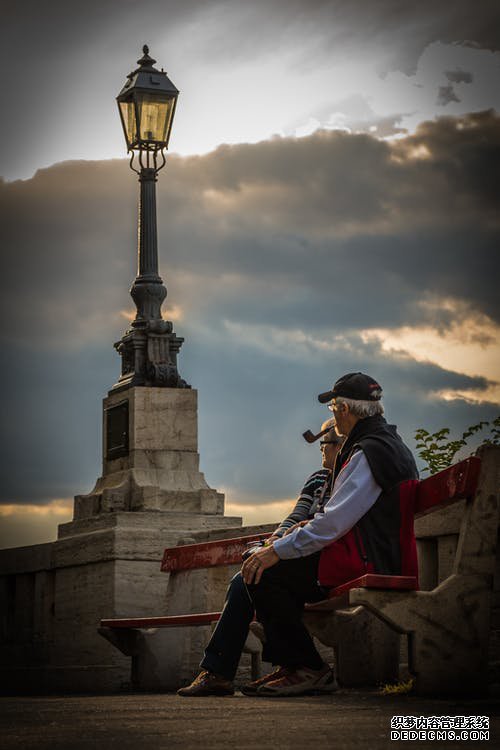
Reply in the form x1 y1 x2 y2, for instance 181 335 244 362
0 0 499 548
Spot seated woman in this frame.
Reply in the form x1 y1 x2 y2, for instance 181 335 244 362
178 418 343 696
178 373 418 697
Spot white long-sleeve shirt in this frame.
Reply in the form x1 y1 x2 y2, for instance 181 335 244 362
273 450 382 559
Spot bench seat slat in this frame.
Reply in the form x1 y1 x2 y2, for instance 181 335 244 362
101 576 418 625
304 574 418 612
101 612 222 629
330 574 418 596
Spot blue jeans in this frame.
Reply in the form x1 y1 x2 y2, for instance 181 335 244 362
200 554 326 681
200 572 254 681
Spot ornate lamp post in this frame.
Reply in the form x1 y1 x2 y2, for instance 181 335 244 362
50 49 234 697
114 45 188 390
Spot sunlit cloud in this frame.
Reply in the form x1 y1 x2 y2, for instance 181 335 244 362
0 498 73 518
433 387 500 404
360 298 500 404
0 499 73 549
119 304 184 323
222 486 294 526
295 117 324 138
390 143 432 162
389 42 500 132
289 42 500 148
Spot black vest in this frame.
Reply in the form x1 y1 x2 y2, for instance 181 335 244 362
334 415 419 574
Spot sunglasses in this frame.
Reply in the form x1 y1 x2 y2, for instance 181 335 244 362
320 440 340 446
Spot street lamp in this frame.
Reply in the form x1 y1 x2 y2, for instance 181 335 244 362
114 45 189 390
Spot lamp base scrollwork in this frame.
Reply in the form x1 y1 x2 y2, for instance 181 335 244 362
146 362 190 388
112 321 190 391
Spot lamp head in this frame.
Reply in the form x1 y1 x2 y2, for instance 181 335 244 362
117 45 179 153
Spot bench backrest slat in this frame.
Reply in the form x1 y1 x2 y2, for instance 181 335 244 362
161 457 482 574
161 533 270 572
414 456 481 517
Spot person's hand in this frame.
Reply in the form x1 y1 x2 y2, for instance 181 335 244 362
241 544 279 585
264 534 280 545
283 520 309 536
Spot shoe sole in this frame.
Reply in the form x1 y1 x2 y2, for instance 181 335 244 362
240 668 291 696
177 689 234 697
239 686 258 696
257 681 338 697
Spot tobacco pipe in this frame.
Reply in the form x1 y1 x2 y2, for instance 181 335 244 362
302 426 332 443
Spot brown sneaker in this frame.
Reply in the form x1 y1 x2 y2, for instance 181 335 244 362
257 665 338 696
177 670 234 697
240 667 290 696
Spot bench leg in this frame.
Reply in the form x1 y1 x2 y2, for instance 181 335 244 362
250 652 261 681
303 606 400 686
350 574 492 695
242 630 263 681
101 627 211 691
98 626 139 657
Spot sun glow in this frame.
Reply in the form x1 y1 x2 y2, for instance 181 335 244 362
0 499 73 517
360 302 500 403
120 304 183 323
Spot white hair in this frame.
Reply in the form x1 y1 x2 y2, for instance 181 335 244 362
336 396 384 418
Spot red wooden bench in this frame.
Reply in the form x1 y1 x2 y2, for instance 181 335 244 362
100 532 270 632
102 454 479 626
99 448 498 695
305 454 481 611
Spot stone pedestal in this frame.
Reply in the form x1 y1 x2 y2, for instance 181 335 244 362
70 387 225 524
0 386 242 693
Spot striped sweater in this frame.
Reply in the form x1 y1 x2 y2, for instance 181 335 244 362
273 468 332 537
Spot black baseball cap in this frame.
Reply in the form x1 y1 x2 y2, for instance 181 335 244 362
318 372 383 403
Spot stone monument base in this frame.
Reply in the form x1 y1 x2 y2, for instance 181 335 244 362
74 386 224 518
0 385 243 693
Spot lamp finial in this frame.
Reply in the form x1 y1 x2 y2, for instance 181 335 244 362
137 45 156 68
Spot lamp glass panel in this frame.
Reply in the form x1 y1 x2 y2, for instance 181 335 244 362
119 100 137 147
137 93 175 144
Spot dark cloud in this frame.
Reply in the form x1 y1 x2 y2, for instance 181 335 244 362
4 1 499 71
0 342 110 503
0 329 493 507
446 70 473 84
2 111 500 352
0 112 499 516
436 85 460 105
190 337 495 503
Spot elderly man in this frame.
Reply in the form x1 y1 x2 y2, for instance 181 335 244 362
179 372 418 697
178 419 343 697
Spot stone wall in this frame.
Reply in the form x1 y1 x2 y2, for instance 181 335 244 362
0 513 250 694
2 508 500 692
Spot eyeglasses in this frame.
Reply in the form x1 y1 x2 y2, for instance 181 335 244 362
327 400 337 412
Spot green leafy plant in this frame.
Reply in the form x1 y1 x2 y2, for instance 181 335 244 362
379 677 414 695
415 416 500 475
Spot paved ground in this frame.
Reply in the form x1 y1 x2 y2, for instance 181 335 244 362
1 689 498 750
